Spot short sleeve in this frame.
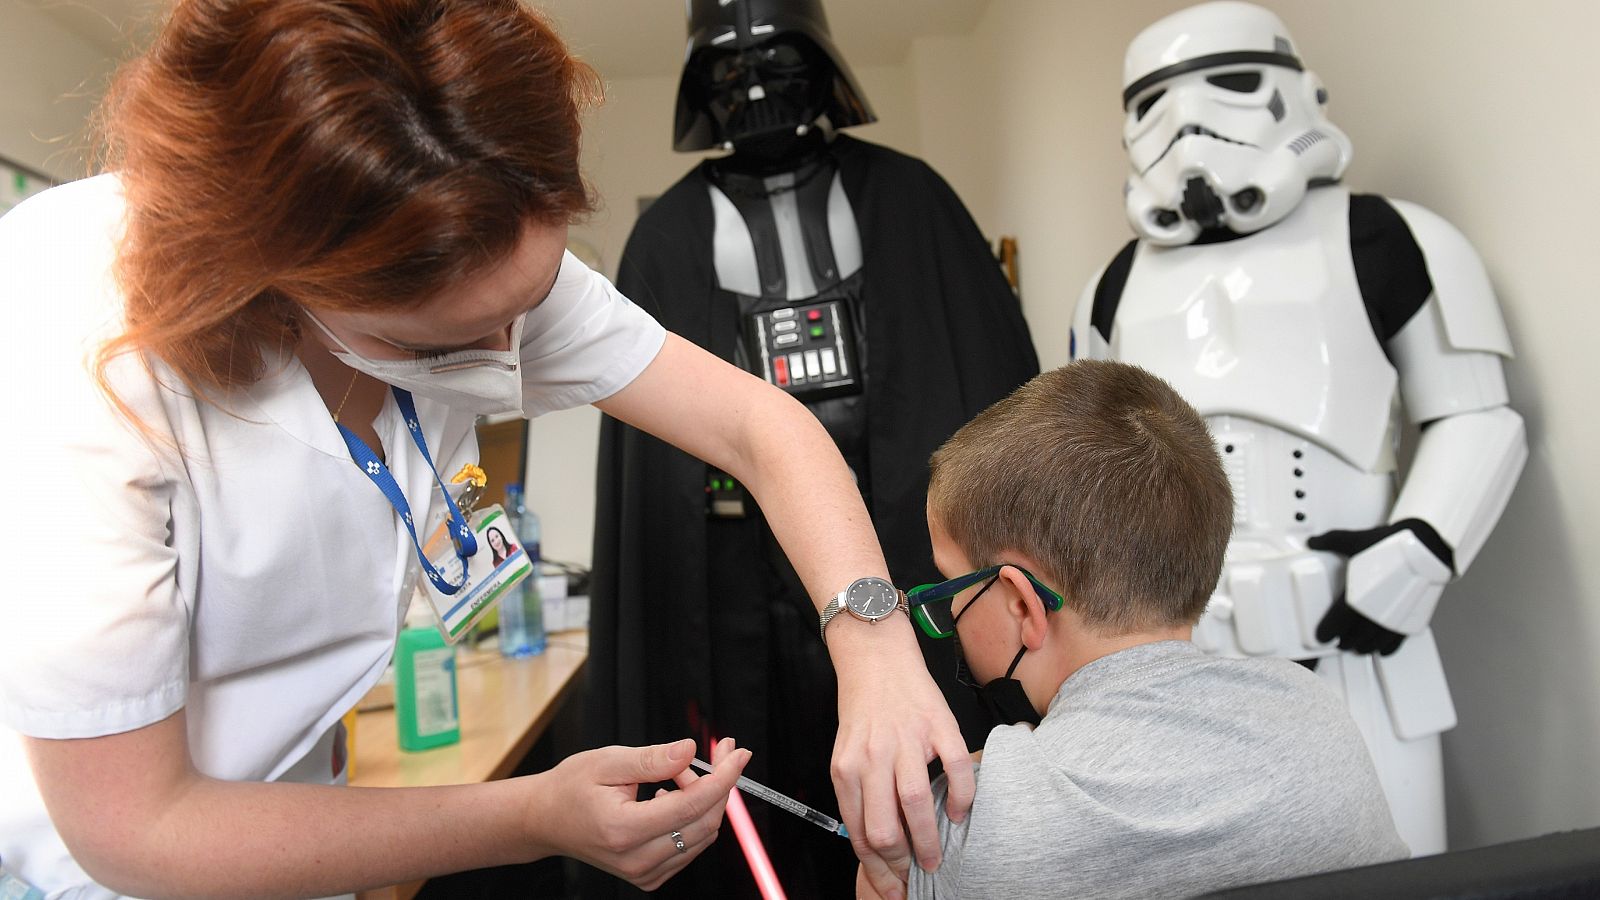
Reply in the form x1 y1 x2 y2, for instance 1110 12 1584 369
0 176 191 739
517 251 667 419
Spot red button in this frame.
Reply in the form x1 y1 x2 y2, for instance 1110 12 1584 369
773 356 789 386
807 309 823 321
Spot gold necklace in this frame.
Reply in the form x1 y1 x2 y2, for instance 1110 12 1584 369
331 369 361 423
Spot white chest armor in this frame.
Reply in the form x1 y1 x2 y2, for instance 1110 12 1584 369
1114 186 1395 473
1115 187 1402 659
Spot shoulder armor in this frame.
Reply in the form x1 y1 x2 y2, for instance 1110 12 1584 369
1387 200 1513 357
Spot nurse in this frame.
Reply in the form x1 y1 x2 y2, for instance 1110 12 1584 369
0 1 969 897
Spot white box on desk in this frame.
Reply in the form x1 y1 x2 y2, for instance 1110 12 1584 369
538 573 567 631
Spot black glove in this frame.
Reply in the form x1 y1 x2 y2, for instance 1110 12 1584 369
1314 596 1405 656
1308 519 1454 658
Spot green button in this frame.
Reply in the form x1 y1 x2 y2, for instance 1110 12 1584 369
809 325 825 338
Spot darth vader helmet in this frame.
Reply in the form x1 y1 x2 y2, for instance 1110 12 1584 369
1121 1 1353 245
673 0 876 154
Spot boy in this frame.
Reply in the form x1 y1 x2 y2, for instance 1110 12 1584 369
886 361 1407 899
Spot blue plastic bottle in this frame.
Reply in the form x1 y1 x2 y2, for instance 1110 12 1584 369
498 483 546 657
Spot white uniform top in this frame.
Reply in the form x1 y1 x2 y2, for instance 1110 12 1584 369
0 174 666 898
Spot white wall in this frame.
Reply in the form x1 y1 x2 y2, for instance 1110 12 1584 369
0 1 118 180
903 34 1000 234
909 0 1600 851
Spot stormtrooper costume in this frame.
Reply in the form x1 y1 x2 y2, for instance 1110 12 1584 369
1072 1 1526 855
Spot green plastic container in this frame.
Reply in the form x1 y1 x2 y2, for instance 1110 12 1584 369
395 625 461 752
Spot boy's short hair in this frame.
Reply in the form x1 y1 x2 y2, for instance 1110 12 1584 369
928 360 1232 633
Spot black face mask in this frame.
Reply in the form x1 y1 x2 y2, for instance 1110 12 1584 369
699 37 828 151
957 643 1041 728
952 578 1042 728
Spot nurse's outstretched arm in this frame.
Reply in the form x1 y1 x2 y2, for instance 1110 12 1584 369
595 333 977 900
24 712 750 897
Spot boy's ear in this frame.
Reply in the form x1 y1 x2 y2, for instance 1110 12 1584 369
998 564 1051 651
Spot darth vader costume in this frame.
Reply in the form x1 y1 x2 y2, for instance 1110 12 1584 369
585 1 1038 897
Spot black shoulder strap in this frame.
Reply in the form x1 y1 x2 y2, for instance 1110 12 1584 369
795 159 843 287
1090 239 1139 343
722 188 788 301
1348 193 1435 344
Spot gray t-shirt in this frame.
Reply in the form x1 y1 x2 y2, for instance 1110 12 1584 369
910 641 1407 899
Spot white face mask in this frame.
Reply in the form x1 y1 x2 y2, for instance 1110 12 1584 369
303 309 526 416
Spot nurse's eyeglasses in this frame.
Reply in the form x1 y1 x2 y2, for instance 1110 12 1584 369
906 565 1064 639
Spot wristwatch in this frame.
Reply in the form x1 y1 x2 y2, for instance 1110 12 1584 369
819 576 908 641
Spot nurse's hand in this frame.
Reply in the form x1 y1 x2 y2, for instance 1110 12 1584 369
830 622 973 900
526 737 750 891
856 862 897 900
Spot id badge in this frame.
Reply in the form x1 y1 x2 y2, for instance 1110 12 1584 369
418 503 533 643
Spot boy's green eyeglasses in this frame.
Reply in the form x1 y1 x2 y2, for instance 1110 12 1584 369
906 565 1064 639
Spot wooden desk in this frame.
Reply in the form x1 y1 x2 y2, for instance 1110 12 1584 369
353 632 588 900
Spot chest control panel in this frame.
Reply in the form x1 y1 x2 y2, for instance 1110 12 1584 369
742 298 861 402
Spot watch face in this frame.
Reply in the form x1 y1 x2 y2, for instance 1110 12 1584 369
846 578 898 619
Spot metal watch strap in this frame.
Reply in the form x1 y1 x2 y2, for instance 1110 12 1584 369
819 596 842 641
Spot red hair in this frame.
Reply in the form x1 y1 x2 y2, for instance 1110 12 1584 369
95 0 600 401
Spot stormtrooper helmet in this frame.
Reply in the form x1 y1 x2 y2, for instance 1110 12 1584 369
673 0 876 154
1121 1 1352 246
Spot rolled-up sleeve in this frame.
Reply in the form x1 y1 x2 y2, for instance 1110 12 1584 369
518 251 668 419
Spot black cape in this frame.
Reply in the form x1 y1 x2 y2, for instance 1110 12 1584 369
587 135 1038 899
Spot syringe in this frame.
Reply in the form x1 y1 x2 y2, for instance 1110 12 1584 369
691 758 850 839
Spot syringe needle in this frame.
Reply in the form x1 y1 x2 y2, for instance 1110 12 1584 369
690 758 850 838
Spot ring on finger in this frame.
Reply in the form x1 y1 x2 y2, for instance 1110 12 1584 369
670 829 688 853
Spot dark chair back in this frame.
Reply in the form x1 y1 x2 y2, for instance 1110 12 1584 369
1196 828 1600 899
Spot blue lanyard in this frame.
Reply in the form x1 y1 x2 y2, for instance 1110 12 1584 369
336 387 478 595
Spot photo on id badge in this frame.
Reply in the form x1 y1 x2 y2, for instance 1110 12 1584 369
421 505 532 642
